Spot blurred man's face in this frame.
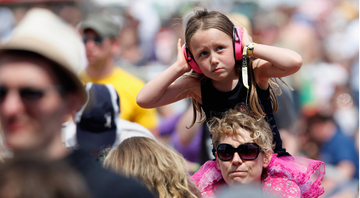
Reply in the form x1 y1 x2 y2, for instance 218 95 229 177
83 29 113 68
0 56 68 151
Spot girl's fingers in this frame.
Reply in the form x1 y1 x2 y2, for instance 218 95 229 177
241 27 252 46
177 38 182 50
242 26 247 33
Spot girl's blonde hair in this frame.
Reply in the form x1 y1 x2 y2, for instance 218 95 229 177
183 9 290 128
207 108 274 158
103 137 200 198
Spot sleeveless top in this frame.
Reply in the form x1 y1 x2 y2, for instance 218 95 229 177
200 75 289 156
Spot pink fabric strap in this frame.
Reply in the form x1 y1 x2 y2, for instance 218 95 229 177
263 154 325 198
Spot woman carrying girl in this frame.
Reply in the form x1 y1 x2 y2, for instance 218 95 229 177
191 108 325 198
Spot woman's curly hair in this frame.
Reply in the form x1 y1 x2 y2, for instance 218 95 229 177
208 108 275 158
103 137 200 198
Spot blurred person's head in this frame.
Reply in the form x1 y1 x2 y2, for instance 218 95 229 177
226 13 252 35
0 155 90 198
0 8 85 158
75 83 120 158
81 13 120 68
208 108 274 186
306 111 337 143
103 137 200 198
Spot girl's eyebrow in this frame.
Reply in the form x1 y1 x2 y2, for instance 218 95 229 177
192 46 207 55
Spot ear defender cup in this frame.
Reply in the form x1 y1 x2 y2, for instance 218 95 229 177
233 26 243 61
183 44 203 74
183 26 243 74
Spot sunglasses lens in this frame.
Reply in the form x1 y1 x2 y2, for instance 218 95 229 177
0 87 7 101
94 36 103 45
20 88 44 101
83 36 103 46
217 144 234 161
82 37 88 43
239 143 260 160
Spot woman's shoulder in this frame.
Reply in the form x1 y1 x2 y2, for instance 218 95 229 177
262 154 325 198
191 160 225 197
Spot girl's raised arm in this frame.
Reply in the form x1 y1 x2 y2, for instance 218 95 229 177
137 39 200 108
241 27 302 88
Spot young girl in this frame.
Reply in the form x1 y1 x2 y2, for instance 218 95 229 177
137 9 302 156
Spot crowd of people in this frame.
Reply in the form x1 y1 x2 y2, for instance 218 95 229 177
0 0 358 198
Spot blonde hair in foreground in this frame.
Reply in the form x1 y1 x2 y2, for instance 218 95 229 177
208 108 274 158
103 137 200 198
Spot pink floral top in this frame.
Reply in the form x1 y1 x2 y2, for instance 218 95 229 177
191 154 325 198
262 174 301 197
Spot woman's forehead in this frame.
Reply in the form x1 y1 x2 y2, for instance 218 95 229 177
220 128 253 144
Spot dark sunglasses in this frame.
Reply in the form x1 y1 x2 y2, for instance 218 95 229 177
216 143 262 161
83 36 104 46
0 86 60 103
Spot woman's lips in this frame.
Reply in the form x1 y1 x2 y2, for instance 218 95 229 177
230 170 248 177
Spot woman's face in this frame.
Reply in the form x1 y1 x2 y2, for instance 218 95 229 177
215 129 271 186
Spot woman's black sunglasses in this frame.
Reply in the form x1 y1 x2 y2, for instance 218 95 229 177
216 143 262 161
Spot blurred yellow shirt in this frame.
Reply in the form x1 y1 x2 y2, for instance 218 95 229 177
78 67 158 130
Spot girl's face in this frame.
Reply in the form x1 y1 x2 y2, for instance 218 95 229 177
189 28 236 81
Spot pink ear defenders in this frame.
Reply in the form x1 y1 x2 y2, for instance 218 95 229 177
183 26 243 74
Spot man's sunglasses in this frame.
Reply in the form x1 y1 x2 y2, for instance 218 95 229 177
216 143 262 161
0 86 61 103
83 36 104 46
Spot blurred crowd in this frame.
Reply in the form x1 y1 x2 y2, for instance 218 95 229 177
0 0 358 198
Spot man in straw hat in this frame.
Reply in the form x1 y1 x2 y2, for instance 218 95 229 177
0 7 153 198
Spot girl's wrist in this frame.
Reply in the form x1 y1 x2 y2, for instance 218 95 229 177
246 43 257 57
173 61 190 74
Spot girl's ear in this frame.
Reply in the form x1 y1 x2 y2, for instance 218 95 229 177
262 150 273 168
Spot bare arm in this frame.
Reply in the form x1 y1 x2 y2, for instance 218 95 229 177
137 39 201 108
241 27 303 89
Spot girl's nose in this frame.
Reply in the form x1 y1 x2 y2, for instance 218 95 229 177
210 53 219 66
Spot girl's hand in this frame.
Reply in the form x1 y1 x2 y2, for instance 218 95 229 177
176 38 191 73
241 27 253 48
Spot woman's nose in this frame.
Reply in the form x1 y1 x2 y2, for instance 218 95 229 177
232 152 243 164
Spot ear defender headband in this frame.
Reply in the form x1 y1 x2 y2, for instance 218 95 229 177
183 26 243 74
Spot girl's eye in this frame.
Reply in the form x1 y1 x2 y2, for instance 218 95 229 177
217 46 224 51
199 51 208 57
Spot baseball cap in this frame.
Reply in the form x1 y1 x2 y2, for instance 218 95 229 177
81 13 119 38
75 83 120 152
0 8 87 103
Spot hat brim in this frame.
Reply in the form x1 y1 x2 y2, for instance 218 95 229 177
76 125 116 152
82 21 107 38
